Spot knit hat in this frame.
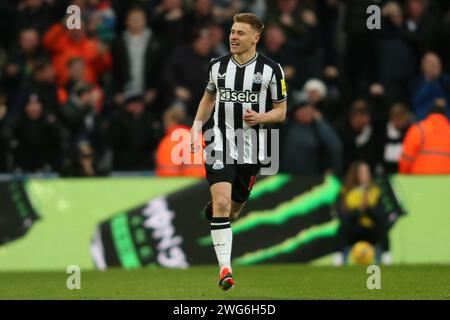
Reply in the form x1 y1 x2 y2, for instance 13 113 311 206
303 79 327 98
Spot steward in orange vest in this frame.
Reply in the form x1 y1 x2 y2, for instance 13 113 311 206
399 106 450 174
155 107 205 177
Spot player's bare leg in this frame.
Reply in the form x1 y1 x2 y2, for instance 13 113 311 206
210 182 235 290
230 201 246 221
205 199 246 222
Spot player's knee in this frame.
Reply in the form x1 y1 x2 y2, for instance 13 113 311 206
213 198 231 217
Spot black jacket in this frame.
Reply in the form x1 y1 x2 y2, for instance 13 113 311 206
280 118 343 175
112 30 163 94
107 108 162 170
2 112 65 172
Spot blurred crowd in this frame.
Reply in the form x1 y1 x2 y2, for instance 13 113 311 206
0 0 450 176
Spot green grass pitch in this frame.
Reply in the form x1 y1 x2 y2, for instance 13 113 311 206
0 264 449 300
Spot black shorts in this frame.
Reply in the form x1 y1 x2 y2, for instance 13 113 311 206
205 160 260 203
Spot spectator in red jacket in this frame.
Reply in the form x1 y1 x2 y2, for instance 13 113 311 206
43 21 112 86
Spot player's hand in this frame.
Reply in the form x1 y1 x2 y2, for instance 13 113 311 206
243 109 261 126
190 125 201 153
190 143 201 153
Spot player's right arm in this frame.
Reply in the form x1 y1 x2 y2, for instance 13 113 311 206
190 90 216 152
190 60 217 152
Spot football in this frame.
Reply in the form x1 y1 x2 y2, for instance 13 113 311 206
350 241 375 265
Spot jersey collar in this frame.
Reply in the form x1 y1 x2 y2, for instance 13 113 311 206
231 52 258 68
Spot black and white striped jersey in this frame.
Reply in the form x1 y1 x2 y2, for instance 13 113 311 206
204 52 287 164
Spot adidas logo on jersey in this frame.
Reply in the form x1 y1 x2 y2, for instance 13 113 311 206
219 89 259 103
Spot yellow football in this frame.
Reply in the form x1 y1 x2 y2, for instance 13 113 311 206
350 241 375 265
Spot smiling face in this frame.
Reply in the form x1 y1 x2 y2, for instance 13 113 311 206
229 22 260 55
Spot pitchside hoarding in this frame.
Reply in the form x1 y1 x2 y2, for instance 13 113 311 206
91 175 344 269
0 175 448 270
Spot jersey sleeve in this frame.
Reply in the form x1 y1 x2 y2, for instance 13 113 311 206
270 63 287 102
205 60 217 94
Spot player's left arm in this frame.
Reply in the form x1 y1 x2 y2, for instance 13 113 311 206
243 100 287 126
244 63 287 126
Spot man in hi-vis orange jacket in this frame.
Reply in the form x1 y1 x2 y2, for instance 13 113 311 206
399 104 450 174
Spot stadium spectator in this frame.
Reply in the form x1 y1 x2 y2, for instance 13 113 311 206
60 83 97 146
435 8 450 73
410 52 450 120
186 0 215 32
112 5 162 108
210 0 241 23
337 99 383 172
377 2 416 105
0 93 7 171
399 103 450 174
111 0 154 35
208 23 227 56
156 104 205 177
107 94 162 170
151 0 190 54
1 0 450 176
63 140 98 177
321 66 353 123
57 57 104 112
1 93 65 172
260 24 299 89
163 28 214 118
343 0 380 99
83 0 117 44
75 140 96 176
43 20 112 86
0 0 17 51
11 59 59 117
3 28 44 93
267 0 322 85
15 0 64 37
315 0 339 67
403 0 437 61
266 0 309 41
280 98 342 175
242 0 267 20
335 160 392 266
367 82 391 125
301 78 345 125
382 103 413 174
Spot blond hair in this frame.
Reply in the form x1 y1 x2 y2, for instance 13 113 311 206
233 13 264 34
